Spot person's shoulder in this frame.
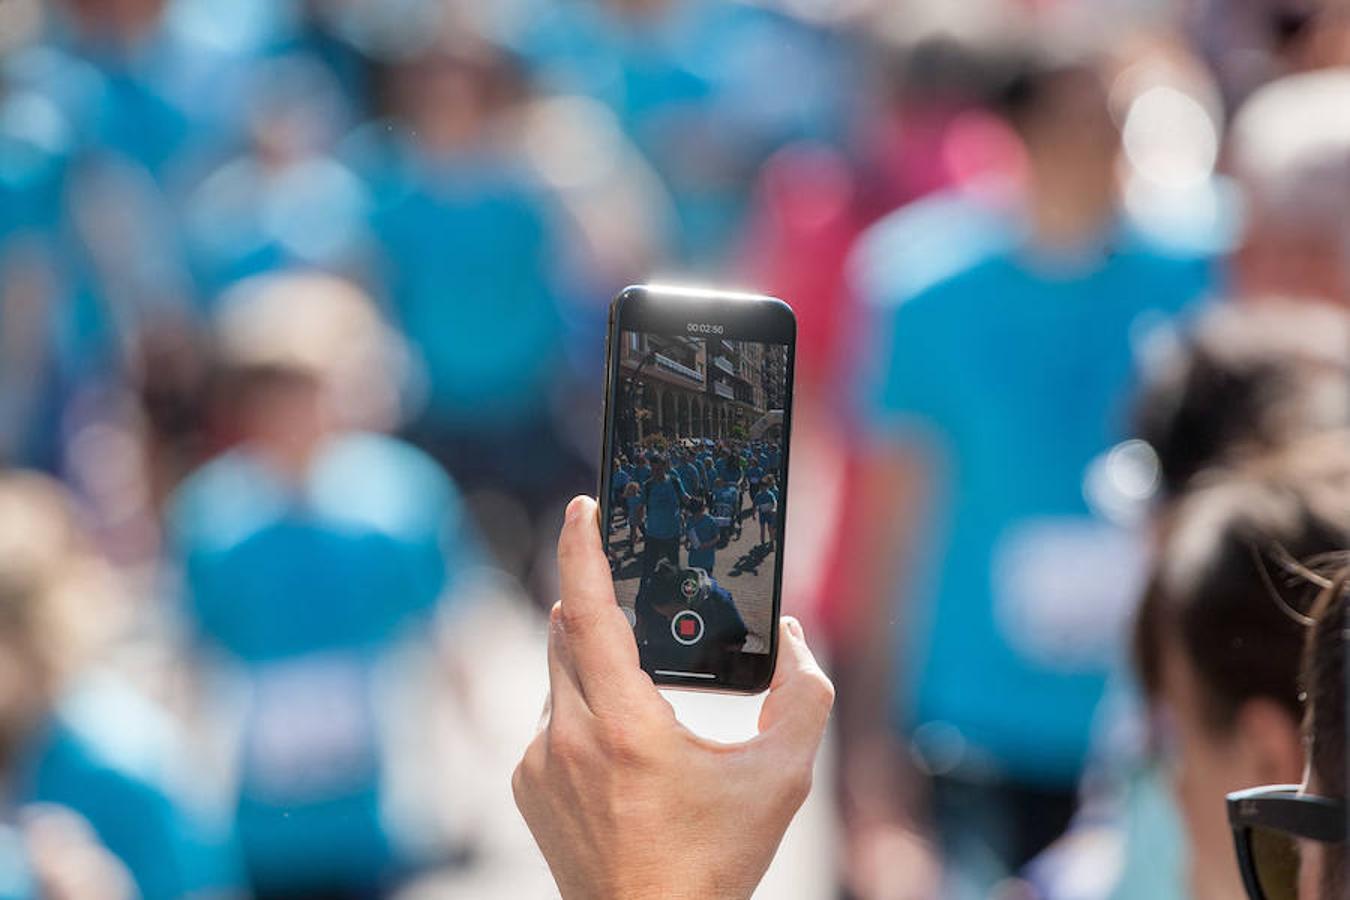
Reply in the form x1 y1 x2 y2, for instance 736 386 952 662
1106 224 1217 312
31 676 181 804
849 188 1016 315
167 449 283 554
308 432 464 540
1111 222 1215 272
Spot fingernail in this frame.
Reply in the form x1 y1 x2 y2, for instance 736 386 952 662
565 496 591 523
784 617 804 640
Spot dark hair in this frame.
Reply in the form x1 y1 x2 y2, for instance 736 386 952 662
1304 563 1347 896
1135 303 1350 501
1306 564 1347 795
991 54 1105 136
688 498 705 514
1134 446 1350 734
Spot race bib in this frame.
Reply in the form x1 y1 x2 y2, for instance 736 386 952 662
992 518 1148 671
243 654 379 802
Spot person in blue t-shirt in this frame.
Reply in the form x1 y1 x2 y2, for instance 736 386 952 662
363 42 593 600
837 54 1214 897
0 472 243 900
633 560 749 674
612 457 633 522
711 478 741 546
765 445 782 476
623 481 645 557
637 455 689 582
677 456 704 500
744 460 765 512
633 456 653 488
753 474 779 548
701 458 718 503
170 273 478 898
685 498 720 574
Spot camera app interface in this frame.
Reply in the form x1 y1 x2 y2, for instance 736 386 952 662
606 329 788 676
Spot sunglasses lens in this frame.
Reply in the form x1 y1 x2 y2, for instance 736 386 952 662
1250 826 1301 900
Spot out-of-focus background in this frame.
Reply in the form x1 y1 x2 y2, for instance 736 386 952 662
0 0 1348 897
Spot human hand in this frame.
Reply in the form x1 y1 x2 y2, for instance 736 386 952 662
513 496 834 900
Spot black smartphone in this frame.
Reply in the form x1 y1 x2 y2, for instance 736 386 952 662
598 284 795 693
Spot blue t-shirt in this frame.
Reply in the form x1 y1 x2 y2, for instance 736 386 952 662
625 493 644 523
754 488 778 522
642 474 688 540
687 513 719 571
633 463 652 486
677 461 704 495
854 204 1212 786
366 142 569 432
746 465 764 485
612 467 632 499
713 486 739 518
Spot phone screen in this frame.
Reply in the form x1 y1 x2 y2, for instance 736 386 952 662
599 286 794 693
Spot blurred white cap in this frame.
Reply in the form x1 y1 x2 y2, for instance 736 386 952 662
214 271 409 430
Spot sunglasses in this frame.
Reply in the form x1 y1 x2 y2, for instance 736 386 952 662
1227 785 1347 900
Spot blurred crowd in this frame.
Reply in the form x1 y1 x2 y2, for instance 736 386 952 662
0 0 1348 897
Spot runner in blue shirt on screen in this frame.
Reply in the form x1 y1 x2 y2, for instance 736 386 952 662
611 457 632 523
712 478 741 546
753 474 779 548
677 456 704 500
745 461 765 512
765 445 782 474
623 481 644 558
633 456 653 487
685 498 720 574
637 455 689 581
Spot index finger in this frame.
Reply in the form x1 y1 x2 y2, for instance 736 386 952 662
556 495 652 712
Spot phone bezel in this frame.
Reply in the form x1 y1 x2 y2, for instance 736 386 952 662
598 284 796 694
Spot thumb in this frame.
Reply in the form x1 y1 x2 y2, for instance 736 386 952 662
757 617 835 756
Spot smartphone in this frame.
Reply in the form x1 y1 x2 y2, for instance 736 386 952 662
598 284 795 693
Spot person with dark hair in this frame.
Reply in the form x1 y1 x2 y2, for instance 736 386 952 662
1135 302 1350 501
755 473 780 548
685 497 719 575
1134 441 1350 900
1296 566 1348 898
1225 558 1348 900
636 455 688 584
841 49 1214 896
632 559 748 675
0 472 241 899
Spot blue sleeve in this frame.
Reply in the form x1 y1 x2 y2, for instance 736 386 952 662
855 287 958 440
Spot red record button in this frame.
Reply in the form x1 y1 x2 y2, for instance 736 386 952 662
671 609 705 646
